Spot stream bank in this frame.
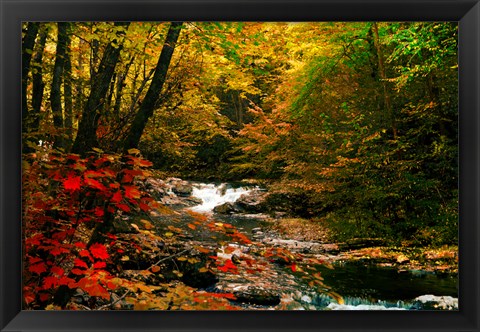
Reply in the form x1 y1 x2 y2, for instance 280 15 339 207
136 178 459 310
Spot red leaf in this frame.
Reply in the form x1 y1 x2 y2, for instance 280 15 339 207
93 157 109 167
106 281 117 290
203 292 237 300
84 177 107 191
117 203 130 212
24 292 35 305
29 262 47 275
123 169 144 177
51 266 64 276
28 256 43 264
74 258 89 269
139 203 151 211
58 276 75 286
90 243 109 260
43 276 58 290
71 268 85 275
94 207 105 217
121 174 133 183
124 186 141 199
79 249 90 257
74 242 87 249
93 261 106 269
217 259 238 273
39 293 51 302
50 247 69 256
63 175 81 191
111 191 122 203
290 263 297 272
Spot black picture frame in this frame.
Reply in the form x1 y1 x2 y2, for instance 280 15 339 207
1 0 478 331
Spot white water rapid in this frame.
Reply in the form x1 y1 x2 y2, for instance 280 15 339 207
189 183 256 213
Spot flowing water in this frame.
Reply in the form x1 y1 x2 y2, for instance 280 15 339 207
190 183 257 213
182 182 458 310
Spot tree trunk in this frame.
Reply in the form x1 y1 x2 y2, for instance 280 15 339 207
22 22 40 126
64 27 74 150
30 24 48 134
50 22 68 149
372 23 397 140
123 22 183 151
75 39 86 116
71 22 130 155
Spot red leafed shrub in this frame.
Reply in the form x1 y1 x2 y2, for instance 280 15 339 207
22 150 154 309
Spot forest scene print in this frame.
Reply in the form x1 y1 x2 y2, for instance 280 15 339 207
22 22 458 311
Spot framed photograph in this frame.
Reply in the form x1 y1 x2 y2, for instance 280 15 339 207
1 0 479 331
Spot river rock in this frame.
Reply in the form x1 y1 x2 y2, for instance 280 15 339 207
232 286 281 306
411 295 458 310
213 202 240 214
167 178 193 197
234 190 267 213
111 217 140 234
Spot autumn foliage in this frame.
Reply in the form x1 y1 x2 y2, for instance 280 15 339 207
22 148 157 308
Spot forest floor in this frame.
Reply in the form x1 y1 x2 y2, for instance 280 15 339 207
266 217 458 274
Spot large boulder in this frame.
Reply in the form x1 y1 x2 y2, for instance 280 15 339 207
411 295 458 310
213 202 240 214
213 190 267 215
234 190 267 213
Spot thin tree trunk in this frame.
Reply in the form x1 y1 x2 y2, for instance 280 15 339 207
22 22 40 126
30 24 48 134
124 22 183 151
75 39 86 116
64 27 74 150
50 22 69 149
71 22 130 155
113 55 136 116
372 23 397 139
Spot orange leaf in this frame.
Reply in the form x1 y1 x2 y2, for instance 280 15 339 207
77 277 110 300
196 247 211 254
124 186 141 199
84 177 107 191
